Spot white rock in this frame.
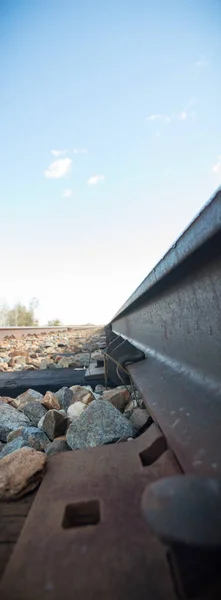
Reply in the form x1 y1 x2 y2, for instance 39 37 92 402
14 355 27 365
93 393 102 400
67 401 86 420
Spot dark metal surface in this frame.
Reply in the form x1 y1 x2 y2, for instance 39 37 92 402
141 476 221 549
167 546 221 599
142 476 221 598
109 189 221 475
0 425 180 600
85 362 105 384
0 367 87 397
104 331 145 386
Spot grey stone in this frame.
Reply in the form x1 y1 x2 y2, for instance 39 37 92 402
0 403 30 442
14 426 49 451
0 437 30 458
55 387 74 412
73 353 90 367
66 399 135 450
93 393 102 400
7 428 27 443
129 408 152 432
22 401 47 427
0 356 10 364
40 410 70 441
38 415 44 429
45 439 70 456
40 360 50 370
56 356 78 368
95 385 107 394
82 343 92 351
42 340 54 348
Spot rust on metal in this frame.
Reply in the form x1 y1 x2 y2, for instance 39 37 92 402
1 425 180 600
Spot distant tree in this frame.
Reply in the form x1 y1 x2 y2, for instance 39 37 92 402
47 319 62 326
0 298 39 326
0 302 9 326
29 297 39 313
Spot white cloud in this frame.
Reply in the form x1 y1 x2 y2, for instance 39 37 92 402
195 59 208 68
87 174 105 185
179 110 187 120
146 114 162 122
146 103 195 125
51 149 68 157
62 188 73 198
212 156 221 174
73 148 88 154
44 157 72 179
146 114 171 123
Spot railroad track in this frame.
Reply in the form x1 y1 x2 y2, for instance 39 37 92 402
1 189 221 600
0 324 105 396
0 325 99 340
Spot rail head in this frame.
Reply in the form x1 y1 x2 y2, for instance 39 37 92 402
111 187 221 322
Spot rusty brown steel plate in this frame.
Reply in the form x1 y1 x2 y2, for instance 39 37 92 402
1 425 180 600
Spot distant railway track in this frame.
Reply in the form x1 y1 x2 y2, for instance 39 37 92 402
0 325 100 340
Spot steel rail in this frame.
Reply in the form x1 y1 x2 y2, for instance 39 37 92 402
109 188 221 476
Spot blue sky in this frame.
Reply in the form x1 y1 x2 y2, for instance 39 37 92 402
0 0 220 324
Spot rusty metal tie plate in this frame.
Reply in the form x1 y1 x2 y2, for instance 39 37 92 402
0 426 179 600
